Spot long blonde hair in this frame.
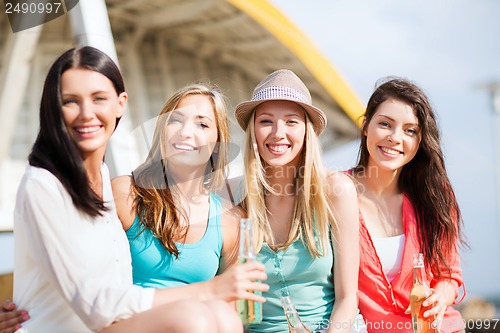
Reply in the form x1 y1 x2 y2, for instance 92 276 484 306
242 111 334 257
132 83 230 257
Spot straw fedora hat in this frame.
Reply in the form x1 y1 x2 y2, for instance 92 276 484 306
235 69 327 135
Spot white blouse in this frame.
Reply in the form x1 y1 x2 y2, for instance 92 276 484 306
13 164 154 333
371 234 405 282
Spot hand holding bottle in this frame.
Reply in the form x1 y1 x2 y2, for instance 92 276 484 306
207 261 268 303
410 253 435 333
406 276 460 332
422 279 459 332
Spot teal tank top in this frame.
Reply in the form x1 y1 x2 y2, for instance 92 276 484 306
126 192 223 288
249 237 334 333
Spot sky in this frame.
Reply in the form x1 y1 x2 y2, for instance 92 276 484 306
268 0 500 299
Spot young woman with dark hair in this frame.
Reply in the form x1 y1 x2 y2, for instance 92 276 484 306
351 77 466 333
10 46 250 333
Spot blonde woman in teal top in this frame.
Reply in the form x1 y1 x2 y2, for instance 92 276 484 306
235 70 362 333
112 83 269 331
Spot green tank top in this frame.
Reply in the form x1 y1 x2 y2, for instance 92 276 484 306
249 237 334 333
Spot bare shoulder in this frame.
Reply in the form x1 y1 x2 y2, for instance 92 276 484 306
326 170 360 232
220 197 244 226
111 175 135 207
111 175 136 230
325 169 357 199
111 175 133 193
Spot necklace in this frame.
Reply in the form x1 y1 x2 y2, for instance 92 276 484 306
272 247 316 333
273 249 291 297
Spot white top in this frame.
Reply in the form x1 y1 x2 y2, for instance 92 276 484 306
13 164 154 333
371 234 405 282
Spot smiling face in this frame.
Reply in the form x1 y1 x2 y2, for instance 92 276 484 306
162 94 218 171
365 98 422 172
61 68 127 160
253 100 306 168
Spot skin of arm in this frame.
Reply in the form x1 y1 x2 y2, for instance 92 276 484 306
111 176 268 307
325 171 360 333
216 201 244 309
425 280 458 317
218 201 243 273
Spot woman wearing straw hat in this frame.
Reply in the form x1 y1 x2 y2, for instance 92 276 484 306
235 69 364 333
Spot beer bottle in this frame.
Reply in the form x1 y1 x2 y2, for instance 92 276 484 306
237 218 262 324
280 295 312 333
410 253 435 333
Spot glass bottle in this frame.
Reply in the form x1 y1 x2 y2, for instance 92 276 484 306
280 295 312 333
237 218 262 325
410 253 435 333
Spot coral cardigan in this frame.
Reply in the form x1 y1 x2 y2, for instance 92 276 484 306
358 194 465 333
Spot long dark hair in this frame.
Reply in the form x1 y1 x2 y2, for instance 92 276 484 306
28 46 125 217
355 77 466 277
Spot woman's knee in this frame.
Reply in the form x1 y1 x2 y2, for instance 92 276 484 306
204 300 243 333
100 300 218 333
166 300 218 333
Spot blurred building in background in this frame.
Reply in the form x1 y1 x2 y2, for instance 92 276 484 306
0 0 364 232
0 0 364 301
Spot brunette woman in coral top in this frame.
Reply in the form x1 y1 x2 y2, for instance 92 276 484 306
350 77 466 333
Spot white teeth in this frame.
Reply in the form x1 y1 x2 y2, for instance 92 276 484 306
380 147 400 156
76 126 99 133
268 145 288 153
174 144 195 151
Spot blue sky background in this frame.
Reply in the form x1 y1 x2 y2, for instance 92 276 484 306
269 0 500 299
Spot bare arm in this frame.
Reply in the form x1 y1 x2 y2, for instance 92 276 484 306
111 175 137 231
219 202 243 273
149 199 267 306
150 261 267 307
326 171 360 333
